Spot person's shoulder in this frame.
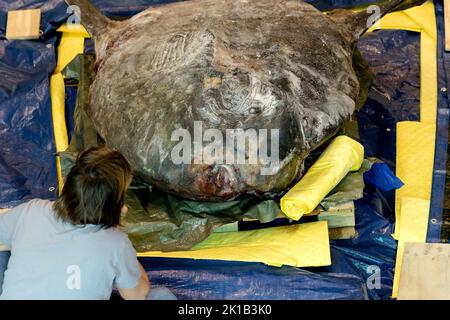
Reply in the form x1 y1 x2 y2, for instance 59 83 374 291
28 198 53 208
12 198 53 215
99 227 136 258
100 226 131 244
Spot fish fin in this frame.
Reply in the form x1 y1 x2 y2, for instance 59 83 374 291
327 0 427 40
64 0 111 38
352 47 374 111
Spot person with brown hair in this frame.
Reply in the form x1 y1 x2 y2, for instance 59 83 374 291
0 146 164 300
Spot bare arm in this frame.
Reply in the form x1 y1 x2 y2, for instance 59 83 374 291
117 264 150 300
0 209 10 251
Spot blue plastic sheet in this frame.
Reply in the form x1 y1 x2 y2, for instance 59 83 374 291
364 163 404 191
427 0 449 243
356 30 421 170
140 258 367 300
0 0 71 207
0 39 59 207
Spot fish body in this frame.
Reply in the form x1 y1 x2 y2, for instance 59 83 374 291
66 0 424 200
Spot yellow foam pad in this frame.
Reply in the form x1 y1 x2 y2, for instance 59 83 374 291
394 122 435 239
280 136 364 221
55 24 90 74
137 221 331 268
51 24 90 192
50 73 68 153
50 73 68 193
392 197 430 298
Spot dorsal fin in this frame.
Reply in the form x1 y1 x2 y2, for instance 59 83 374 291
64 0 112 39
327 0 427 41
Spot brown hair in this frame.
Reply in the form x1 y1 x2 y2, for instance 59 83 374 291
53 145 132 228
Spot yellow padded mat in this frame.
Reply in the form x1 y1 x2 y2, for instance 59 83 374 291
392 197 430 298
394 122 436 239
137 221 332 268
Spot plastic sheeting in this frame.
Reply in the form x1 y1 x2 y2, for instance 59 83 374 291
364 163 404 191
427 0 450 243
0 38 59 207
141 257 368 300
0 0 70 207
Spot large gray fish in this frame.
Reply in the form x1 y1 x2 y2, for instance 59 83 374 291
65 0 424 201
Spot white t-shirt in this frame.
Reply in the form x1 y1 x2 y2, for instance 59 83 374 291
0 199 141 300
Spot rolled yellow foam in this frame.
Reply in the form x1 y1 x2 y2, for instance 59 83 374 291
280 136 364 220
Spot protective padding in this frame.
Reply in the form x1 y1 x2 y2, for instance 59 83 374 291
51 24 90 192
137 221 332 268
280 136 364 221
394 122 436 239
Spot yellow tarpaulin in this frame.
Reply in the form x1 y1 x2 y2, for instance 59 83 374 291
138 221 332 268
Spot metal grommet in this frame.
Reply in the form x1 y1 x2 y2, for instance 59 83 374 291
430 218 438 224
48 187 56 192
440 87 447 93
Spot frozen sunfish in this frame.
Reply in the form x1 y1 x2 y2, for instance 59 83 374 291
66 0 424 200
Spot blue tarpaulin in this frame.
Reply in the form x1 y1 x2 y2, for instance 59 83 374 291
0 0 447 300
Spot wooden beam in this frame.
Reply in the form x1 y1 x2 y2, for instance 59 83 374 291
445 0 450 51
328 227 356 240
6 9 41 40
397 242 450 300
317 201 355 228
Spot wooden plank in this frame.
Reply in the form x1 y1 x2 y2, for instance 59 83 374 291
446 0 450 51
328 227 356 240
6 9 41 40
397 242 450 300
317 202 355 228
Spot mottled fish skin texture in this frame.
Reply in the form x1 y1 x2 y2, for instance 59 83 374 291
65 0 425 201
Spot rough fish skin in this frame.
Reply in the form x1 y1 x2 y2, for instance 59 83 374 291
65 0 425 200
